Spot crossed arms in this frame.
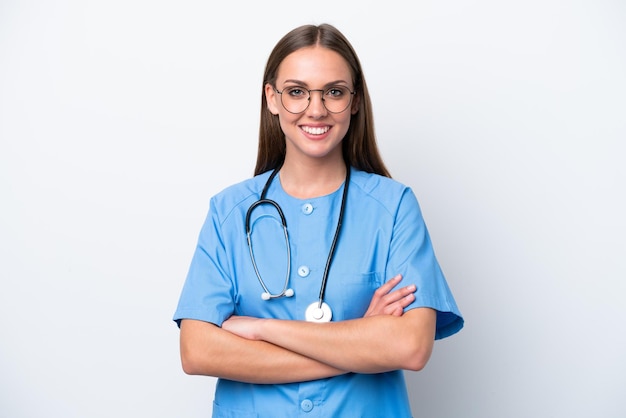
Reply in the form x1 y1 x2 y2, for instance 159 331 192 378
179 274 436 384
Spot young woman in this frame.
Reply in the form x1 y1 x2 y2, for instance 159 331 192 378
173 23 463 418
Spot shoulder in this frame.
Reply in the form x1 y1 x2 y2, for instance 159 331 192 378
349 168 416 213
209 171 272 220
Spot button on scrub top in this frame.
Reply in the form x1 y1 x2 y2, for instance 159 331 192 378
174 168 464 418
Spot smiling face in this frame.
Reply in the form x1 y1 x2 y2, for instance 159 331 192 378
265 46 358 166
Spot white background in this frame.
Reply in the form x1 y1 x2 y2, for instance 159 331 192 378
1 1 625 417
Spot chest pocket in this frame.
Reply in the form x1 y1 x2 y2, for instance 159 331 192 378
338 272 382 320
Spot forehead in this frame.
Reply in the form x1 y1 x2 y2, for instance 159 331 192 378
276 46 353 85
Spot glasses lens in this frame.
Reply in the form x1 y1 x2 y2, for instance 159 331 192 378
323 86 352 113
280 86 353 114
280 86 309 114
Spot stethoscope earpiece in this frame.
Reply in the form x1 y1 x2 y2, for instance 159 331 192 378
261 289 293 300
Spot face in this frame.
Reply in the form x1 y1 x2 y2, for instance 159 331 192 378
265 46 358 165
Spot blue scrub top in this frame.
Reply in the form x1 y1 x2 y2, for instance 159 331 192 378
174 168 463 418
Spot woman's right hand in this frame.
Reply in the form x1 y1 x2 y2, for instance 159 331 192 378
363 274 416 317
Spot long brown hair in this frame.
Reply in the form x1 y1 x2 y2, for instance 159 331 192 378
254 24 391 178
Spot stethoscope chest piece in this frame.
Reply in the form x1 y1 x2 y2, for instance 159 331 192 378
305 301 333 323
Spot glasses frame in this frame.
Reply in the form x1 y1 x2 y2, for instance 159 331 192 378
273 86 356 114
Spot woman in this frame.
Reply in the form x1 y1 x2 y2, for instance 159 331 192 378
173 23 463 417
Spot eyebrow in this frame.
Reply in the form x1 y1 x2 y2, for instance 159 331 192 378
281 79 351 88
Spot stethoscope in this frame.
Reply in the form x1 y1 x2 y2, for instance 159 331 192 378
245 165 350 322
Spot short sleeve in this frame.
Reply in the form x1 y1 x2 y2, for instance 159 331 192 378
387 188 464 340
172 197 236 328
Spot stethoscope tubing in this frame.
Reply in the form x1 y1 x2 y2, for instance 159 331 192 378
316 166 350 307
245 163 350 307
245 198 292 299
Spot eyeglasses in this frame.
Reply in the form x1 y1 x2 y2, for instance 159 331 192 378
274 85 356 114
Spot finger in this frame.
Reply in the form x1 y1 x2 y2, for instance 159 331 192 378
380 283 416 305
374 274 403 297
383 304 404 316
399 292 415 308
384 293 415 315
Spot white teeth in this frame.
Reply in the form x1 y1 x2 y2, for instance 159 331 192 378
302 126 329 135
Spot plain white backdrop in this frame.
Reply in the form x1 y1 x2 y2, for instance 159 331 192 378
1 1 625 417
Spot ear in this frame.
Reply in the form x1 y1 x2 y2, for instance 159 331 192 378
265 83 280 115
350 93 360 115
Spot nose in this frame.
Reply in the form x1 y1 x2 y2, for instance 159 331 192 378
306 89 327 117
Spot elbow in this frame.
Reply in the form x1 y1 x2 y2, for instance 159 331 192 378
181 357 197 375
397 308 436 371
181 343 220 376
179 319 216 376
399 332 434 372
403 347 432 372
180 345 203 375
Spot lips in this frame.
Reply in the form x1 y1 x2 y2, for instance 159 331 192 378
301 125 330 135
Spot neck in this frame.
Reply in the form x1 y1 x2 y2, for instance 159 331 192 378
279 158 347 199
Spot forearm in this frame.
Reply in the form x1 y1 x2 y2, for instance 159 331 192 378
256 308 436 374
180 319 346 384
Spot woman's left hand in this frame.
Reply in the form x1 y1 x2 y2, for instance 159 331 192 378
363 274 416 317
